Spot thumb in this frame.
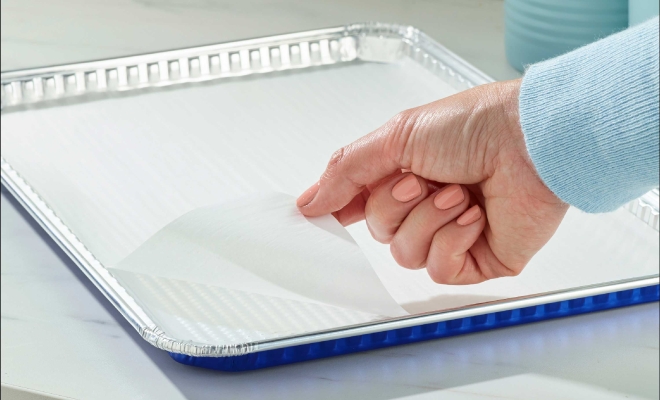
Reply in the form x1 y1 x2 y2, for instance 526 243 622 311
297 110 420 217
297 84 500 218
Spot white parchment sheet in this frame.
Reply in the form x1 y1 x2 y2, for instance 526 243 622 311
2 59 658 344
108 192 406 343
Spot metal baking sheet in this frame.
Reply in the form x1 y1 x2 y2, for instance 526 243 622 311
1 23 658 359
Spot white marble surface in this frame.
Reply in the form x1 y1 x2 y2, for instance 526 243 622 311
1 1 659 399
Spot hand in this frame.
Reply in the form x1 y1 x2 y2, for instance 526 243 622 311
296 79 569 284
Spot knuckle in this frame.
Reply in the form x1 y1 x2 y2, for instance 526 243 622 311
390 239 416 269
365 219 391 244
389 242 405 265
364 195 396 237
328 147 345 167
425 236 458 284
389 109 414 128
426 261 454 284
501 264 524 277
373 231 392 244
484 258 525 280
389 110 415 135
322 147 346 180
365 193 387 222
382 109 418 166
430 231 452 255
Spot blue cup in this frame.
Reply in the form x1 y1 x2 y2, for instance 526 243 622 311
505 0 629 72
629 0 659 25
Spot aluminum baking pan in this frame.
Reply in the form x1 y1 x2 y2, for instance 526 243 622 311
1 23 658 362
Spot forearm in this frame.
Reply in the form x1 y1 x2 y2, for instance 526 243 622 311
519 17 659 213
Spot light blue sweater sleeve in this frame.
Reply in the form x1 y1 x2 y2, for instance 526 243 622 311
519 17 659 213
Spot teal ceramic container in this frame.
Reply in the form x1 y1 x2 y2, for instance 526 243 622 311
505 0 629 72
629 0 659 26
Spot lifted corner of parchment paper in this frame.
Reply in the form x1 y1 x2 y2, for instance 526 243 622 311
108 192 406 344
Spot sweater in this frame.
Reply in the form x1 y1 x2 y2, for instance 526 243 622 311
519 17 659 213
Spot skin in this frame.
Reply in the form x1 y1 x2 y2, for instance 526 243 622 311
297 79 569 285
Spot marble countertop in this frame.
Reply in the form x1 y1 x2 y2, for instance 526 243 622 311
1 1 658 399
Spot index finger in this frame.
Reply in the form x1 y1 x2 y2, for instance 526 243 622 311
297 112 416 217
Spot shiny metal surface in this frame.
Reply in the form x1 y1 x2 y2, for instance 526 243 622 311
1 24 658 357
0 23 491 108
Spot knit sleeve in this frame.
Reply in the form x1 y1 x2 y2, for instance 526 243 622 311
519 17 659 213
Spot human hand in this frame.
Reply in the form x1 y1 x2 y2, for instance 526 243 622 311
297 79 569 284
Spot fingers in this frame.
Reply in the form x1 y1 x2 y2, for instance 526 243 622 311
376 182 495 284
463 233 521 281
389 184 471 269
297 82 513 218
364 173 430 243
425 205 488 285
297 111 418 217
361 180 502 284
330 187 370 226
336 177 514 284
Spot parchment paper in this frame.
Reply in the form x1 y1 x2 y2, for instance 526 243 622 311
2 59 658 345
109 192 406 318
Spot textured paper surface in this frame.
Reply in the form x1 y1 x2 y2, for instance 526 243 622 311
1 59 658 344
1 60 455 266
110 192 405 317
108 192 406 344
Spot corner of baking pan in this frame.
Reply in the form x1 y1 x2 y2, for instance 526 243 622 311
0 157 256 357
347 22 494 86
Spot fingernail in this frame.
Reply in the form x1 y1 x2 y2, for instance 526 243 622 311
457 205 482 226
433 184 464 210
297 182 320 207
391 174 422 202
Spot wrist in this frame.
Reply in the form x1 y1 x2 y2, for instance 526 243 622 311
493 79 567 207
